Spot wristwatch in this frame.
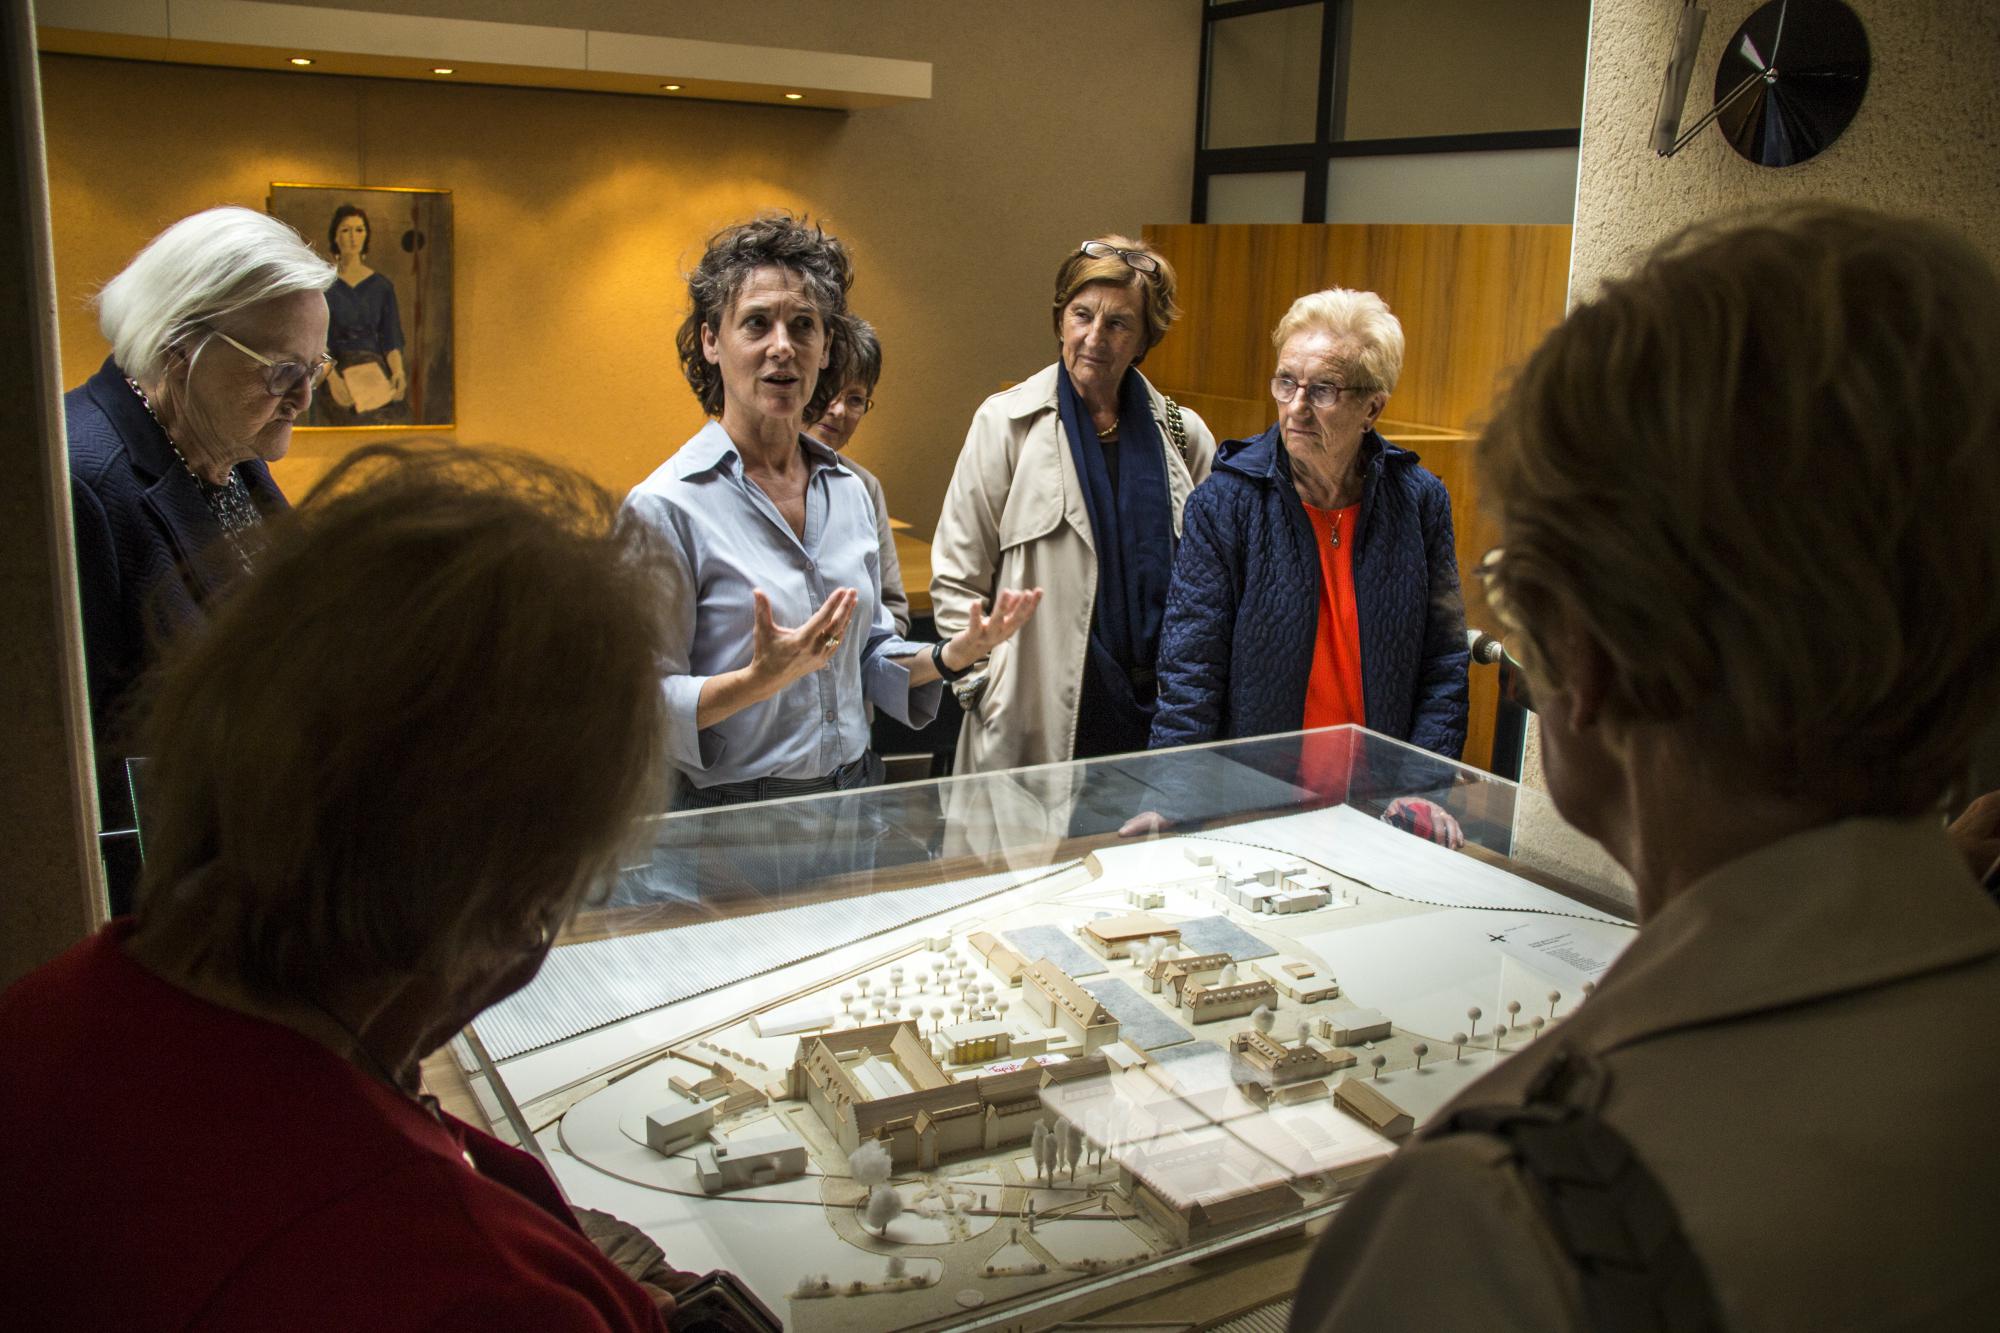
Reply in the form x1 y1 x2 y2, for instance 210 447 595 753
931 638 975 683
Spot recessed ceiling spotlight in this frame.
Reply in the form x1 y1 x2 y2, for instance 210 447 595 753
660 83 682 91
784 92 804 100
289 57 314 66
432 66 455 75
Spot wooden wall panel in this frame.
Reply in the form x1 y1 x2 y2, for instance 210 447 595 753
1142 222 1570 773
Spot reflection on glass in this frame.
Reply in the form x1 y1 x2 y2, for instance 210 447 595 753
471 727 1636 1327
1206 5 1322 149
1338 0 1588 141
1324 147 1578 224
1207 170 1307 224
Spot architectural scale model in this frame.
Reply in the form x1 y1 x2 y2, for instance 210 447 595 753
525 817 1631 1333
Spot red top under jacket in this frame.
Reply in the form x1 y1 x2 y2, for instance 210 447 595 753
0 921 667 1332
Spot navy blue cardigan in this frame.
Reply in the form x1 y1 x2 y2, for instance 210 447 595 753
68 357 288 746
1148 424 1469 759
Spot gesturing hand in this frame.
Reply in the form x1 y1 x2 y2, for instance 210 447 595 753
951 587 1044 663
748 586 857 699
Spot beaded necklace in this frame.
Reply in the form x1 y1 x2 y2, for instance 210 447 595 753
123 376 258 575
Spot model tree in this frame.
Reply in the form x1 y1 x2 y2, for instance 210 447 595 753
1547 989 1562 1018
1220 963 1240 986
1250 1005 1274 1035
1451 1031 1468 1060
1370 1053 1386 1081
1412 1041 1429 1071
865 1184 904 1236
1466 1005 1482 1038
850 1139 893 1190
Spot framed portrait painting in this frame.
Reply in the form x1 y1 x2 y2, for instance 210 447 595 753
267 183 455 429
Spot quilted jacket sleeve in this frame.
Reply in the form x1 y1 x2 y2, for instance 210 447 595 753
1149 479 1240 749
1406 475 1470 759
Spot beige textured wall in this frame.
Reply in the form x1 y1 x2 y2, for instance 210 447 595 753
40 0 1200 533
1571 0 2000 289
1514 0 2000 900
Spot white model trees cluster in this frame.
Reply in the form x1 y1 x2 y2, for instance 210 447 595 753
848 1139 904 1234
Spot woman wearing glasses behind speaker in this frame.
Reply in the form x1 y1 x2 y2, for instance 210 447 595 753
67 206 335 914
932 235 1216 775
1147 290 1469 811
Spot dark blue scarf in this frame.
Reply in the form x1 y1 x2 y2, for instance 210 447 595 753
1057 362 1176 731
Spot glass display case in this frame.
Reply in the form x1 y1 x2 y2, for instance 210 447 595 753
457 726 1636 1331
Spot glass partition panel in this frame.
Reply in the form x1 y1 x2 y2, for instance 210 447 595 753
1207 169 1307 223
1325 146 1578 224
468 726 1634 1329
1337 0 1589 141
1205 4 1322 149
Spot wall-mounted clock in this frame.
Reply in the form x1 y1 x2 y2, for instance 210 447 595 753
1653 0 1871 166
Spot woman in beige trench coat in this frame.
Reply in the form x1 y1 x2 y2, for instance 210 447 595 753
931 235 1215 774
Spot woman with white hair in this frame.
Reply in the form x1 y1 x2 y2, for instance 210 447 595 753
1148 289 1468 764
1289 204 2000 1331
67 205 333 911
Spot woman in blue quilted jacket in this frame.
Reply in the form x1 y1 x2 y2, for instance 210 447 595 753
1148 289 1469 774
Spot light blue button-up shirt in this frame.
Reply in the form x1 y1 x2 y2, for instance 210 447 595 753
624 420 940 789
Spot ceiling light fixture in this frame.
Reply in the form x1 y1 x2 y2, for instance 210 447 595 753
289 57 314 66
784 92 804 100
432 66 455 75
660 83 682 91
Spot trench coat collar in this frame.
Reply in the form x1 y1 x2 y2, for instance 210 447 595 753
1583 817 2000 1056
1001 361 1189 554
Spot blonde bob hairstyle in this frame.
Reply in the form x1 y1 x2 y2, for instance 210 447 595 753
1050 234 1181 365
1272 288 1405 395
96 205 334 386
134 443 675 1001
1478 203 2000 817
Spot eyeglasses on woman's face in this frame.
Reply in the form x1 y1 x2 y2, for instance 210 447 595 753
205 326 335 397
1270 374 1362 410
1079 240 1160 274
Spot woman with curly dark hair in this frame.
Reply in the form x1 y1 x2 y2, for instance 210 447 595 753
625 214 1038 806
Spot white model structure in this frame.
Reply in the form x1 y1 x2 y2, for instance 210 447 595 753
1080 912 1181 960
1183 975 1280 1025
1020 960 1121 1051
643 1092 717 1154
1333 1078 1415 1140
694 1129 808 1193
941 1018 1012 1064
968 931 1028 985
1144 950 1233 1001
1321 1008 1393 1046
1256 959 1341 1004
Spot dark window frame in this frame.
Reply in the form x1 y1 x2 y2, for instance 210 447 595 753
1193 0 1583 223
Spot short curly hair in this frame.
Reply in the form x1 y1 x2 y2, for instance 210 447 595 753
676 213 855 422
1479 203 2000 817
1049 234 1181 365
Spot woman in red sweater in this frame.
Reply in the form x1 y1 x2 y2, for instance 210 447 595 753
2 444 693 1330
